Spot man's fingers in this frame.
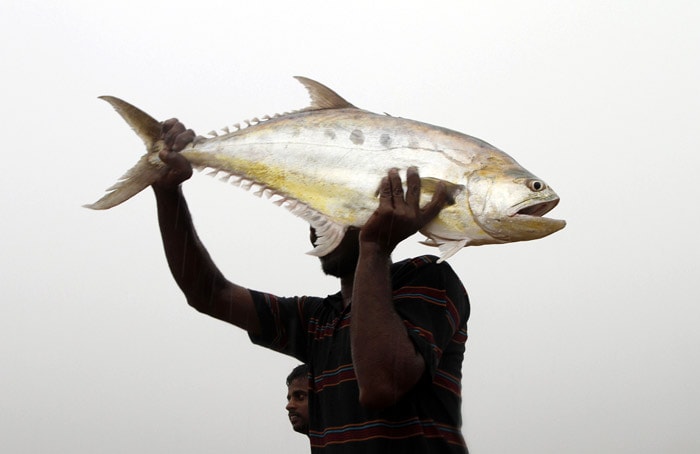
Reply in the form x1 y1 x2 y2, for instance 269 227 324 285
161 118 181 145
161 150 193 178
161 118 179 134
377 175 393 209
420 182 449 225
162 119 186 148
172 129 195 153
152 119 196 189
405 167 420 208
386 168 406 212
388 169 404 196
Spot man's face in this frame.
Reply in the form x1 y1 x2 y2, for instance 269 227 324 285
286 377 309 435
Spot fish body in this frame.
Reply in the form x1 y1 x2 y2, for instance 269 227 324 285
87 77 565 261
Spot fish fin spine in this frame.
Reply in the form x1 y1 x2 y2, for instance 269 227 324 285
205 77 354 138
196 165 348 256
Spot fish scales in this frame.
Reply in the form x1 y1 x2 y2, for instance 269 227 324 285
188 110 476 219
87 77 565 260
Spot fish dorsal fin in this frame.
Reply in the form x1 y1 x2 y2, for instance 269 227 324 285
294 76 356 110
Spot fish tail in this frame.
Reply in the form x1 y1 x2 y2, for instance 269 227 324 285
84 96 166 210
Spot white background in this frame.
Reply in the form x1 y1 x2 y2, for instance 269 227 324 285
2 1 699 452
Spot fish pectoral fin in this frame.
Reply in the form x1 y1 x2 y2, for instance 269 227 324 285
420 178 464 205
418 238 469 263
419 235 468 262
436 239 468 263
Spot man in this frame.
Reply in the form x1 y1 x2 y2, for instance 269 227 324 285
154 119 470 453
286 364 310 436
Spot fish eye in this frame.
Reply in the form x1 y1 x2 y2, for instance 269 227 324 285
527 179 546 192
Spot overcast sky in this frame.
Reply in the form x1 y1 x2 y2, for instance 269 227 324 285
2 1 699 452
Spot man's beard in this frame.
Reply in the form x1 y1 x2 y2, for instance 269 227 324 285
313 227 360 278
319 246 360 277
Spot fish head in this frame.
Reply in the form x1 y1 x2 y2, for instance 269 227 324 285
466 165 566 243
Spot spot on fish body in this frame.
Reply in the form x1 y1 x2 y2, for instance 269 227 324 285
380 133 392 147
324 129 336 140
349 129 365 145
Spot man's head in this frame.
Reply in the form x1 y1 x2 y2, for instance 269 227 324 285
311 227 360 278
286 364 310 435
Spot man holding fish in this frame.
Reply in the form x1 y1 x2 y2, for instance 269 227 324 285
152 118 470 453
89 77 565 452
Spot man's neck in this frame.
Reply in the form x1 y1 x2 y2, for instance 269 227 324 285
340 274 354 308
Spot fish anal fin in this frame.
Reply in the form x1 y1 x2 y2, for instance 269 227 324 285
264 187 347 256
294 76 356 111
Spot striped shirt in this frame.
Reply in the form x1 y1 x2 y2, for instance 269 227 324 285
249 255 470 453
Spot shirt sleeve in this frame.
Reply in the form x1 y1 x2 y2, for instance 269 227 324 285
390 256 470 378
247 290 320 364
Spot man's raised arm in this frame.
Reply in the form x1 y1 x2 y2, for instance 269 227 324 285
351 167 449 409
152 119 260 335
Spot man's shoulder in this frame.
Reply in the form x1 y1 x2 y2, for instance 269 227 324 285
391 255 470 324
392 255 457 274
391 255 464 287
393 254 438 268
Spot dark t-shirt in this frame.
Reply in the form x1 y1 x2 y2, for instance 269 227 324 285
249 255 470 453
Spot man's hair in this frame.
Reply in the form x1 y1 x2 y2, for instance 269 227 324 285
286 364 309 386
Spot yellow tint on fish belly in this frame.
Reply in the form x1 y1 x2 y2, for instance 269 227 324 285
185 151 366 225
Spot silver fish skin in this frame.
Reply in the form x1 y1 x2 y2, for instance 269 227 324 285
86 77 566 261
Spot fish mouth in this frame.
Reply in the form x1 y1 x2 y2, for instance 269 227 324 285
479 196 566 242
511 198 560 218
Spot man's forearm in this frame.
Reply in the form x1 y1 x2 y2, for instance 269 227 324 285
154 186 229 310
351 244 425 409
154 185 260 333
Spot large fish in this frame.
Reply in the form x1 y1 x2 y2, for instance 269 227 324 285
86 77 565 261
